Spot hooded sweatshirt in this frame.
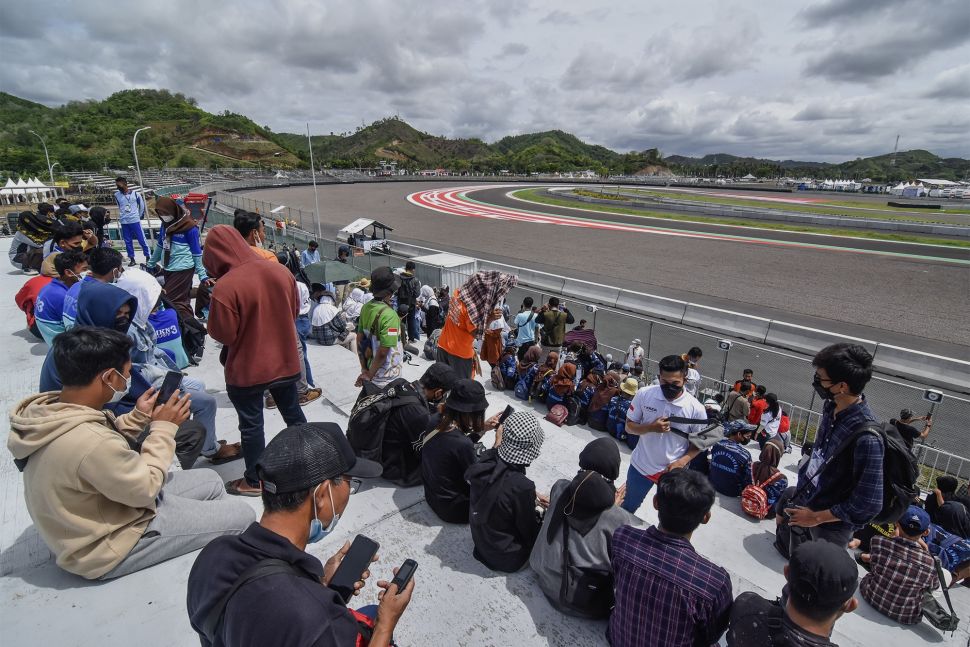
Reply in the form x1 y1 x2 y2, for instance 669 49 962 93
116 268 179 380
202 225 300 389
7 393 177 579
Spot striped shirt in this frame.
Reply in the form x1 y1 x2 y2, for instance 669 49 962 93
609 525 732 647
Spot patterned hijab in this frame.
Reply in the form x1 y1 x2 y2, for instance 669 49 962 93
456 271 517 333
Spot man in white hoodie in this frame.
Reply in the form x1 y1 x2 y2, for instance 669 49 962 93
8 327 255 580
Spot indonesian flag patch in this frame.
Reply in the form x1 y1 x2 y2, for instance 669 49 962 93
387 328 399 337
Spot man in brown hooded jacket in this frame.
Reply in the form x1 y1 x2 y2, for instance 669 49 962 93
202 225 306 497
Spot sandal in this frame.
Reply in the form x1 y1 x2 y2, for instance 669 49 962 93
208 441 243 465
225 478 262 497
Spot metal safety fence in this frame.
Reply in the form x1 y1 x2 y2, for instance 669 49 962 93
210 190 970 487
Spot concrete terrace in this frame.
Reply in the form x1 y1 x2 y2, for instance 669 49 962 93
0 238 966 646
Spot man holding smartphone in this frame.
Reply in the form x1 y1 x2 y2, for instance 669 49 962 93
187 422 415 647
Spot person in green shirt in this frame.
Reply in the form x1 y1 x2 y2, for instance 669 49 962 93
355 267 403 388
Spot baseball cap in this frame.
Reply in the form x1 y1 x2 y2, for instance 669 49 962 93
68 204 89 214
255 423 382 494
788 541 859 610
419 362 458 392
444 379 488 413
498 411 544 465
370 266 400 296
897 505 930 536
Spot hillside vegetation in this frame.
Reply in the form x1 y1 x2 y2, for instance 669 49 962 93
2 89 967 183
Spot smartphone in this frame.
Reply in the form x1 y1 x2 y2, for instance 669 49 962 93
329 534 380 604
498 405 514 425
156 371 183 404
389 559 418 593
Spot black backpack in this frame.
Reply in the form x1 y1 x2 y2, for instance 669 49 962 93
17 210 56 245
347 378 424 463
799 421 919 525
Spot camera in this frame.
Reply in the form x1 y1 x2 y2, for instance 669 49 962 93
585 304 597 313
717 339 732 351
923 389 943 404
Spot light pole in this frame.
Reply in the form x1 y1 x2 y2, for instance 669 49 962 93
49 163 61 200
132 126 153 241
28 130 54 184
306 123 323 239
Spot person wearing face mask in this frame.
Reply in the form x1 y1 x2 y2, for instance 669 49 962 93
8 327 256 580
232 210 278 262
620 354 709 515
63 246 124 331
146 196 212 322
707 424 756 498
187 422 416 647
529 437 642 619
35 249 89 346
783 343 882 548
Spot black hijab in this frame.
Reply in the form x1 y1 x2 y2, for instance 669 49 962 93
546 437 620 542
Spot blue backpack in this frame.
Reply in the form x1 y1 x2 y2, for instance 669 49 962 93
607 394 634 441
499 353 518 389
514 364 539 400
530 368 555 403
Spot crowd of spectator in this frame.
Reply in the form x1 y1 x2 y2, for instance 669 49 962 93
5 195 968 646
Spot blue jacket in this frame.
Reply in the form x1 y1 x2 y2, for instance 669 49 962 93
62 275 97 331
708 439 753 497
35 279 69 345
149 307 190 369
114 189 146 224
148 225 207 279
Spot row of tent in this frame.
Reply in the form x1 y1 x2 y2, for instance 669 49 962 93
0 177 62 204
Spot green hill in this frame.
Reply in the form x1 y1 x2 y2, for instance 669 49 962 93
0 89 301 176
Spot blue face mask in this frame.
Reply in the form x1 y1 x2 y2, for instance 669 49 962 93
307 483 341 544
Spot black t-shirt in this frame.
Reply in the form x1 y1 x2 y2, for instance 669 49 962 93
187 523 360 647
421 428 476 523
891 418 921 449
727 592 838 647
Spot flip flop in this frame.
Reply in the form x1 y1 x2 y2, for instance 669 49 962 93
209 442 243 465
225 478 261 497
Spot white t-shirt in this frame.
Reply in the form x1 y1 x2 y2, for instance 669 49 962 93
761 408 781 438
685 367 701 396
627 385 707 476
296 282 311 317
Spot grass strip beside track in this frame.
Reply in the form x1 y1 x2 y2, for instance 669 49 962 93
511 189 970 249
615 188 970 219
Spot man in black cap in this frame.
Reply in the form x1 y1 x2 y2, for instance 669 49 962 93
890 409 932 451
417 362 458 417
727 540 859 646
355 267 404 389
187 422 414 647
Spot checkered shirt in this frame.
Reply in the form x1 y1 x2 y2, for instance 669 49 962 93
609 525 732 647
860 535 939 625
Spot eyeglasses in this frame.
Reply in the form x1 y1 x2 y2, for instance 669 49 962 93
334 476 362 495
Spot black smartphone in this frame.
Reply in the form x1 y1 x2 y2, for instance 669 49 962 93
389 559 418 593
498 405 514 425
156 371 183 404
329 534 380 604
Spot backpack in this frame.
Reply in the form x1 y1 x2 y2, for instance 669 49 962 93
490 363 506 391
423 328 441 360
398 275 419 305
17 210 56 245
607 395 632 441
742 466 786 520
558 518 614 619
546 404 569 427
347 378 424 463
513 365 537 401
797 421 919 525
530 368 554 403
499 353 518 389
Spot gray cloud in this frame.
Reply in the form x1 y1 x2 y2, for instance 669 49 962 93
1 0 967 162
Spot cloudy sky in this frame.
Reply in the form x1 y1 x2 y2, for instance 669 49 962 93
2 0 968 161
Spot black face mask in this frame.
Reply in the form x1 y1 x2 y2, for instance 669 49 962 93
812 374 836 401
660 382 683 400
114 317 131 332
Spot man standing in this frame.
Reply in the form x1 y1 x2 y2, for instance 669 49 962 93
785 343 883 547
609 469 732 647
621 354 709 514
113 177 150 267
355 266 404 389
537 297 574 359
513 297 538 348
722 382 752 422
732 369 757 396
203 225 307 497
300 240 320 268
625 339 643 368
186 423 414 647
890 409 932 451
397 261 421 344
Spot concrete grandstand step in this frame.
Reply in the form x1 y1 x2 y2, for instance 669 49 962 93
312 343 367 415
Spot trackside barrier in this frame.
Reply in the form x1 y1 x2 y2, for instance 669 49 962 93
871 344 970 392
682 304 771 343
763 321 880 357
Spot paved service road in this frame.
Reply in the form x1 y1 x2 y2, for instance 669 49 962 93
239 182 970 358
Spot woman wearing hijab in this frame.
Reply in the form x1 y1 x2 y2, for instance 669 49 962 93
545 362 577 413
436 271 517 379
751 438 788 517
311 286 356 353
530 351 560 403
145 196 212 321
480 307 508 368
419 284 442 334
341 286 366 323
530 437 641 618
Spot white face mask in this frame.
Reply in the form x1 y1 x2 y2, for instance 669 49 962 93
254 232 263 249
103 369 131 404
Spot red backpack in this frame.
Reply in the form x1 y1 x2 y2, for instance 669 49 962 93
741 466 785 520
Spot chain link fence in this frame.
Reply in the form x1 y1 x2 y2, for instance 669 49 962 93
211 190 970 488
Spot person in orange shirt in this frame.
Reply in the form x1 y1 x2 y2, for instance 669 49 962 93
436 271 517 379
232 210 279 262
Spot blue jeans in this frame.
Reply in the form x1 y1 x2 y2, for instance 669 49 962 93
620 464 656 514
295 316 314 387
121 221 150 260
180 376 218 457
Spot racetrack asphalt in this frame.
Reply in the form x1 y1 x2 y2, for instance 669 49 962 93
239 181 970 358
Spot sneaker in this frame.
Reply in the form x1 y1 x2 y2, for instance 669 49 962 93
22 268 38 276
265 394 277 409
128 258 136 267
299 388 322 406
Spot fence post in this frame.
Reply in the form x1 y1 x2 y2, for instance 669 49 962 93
719 346 730 384
645 321 654 362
